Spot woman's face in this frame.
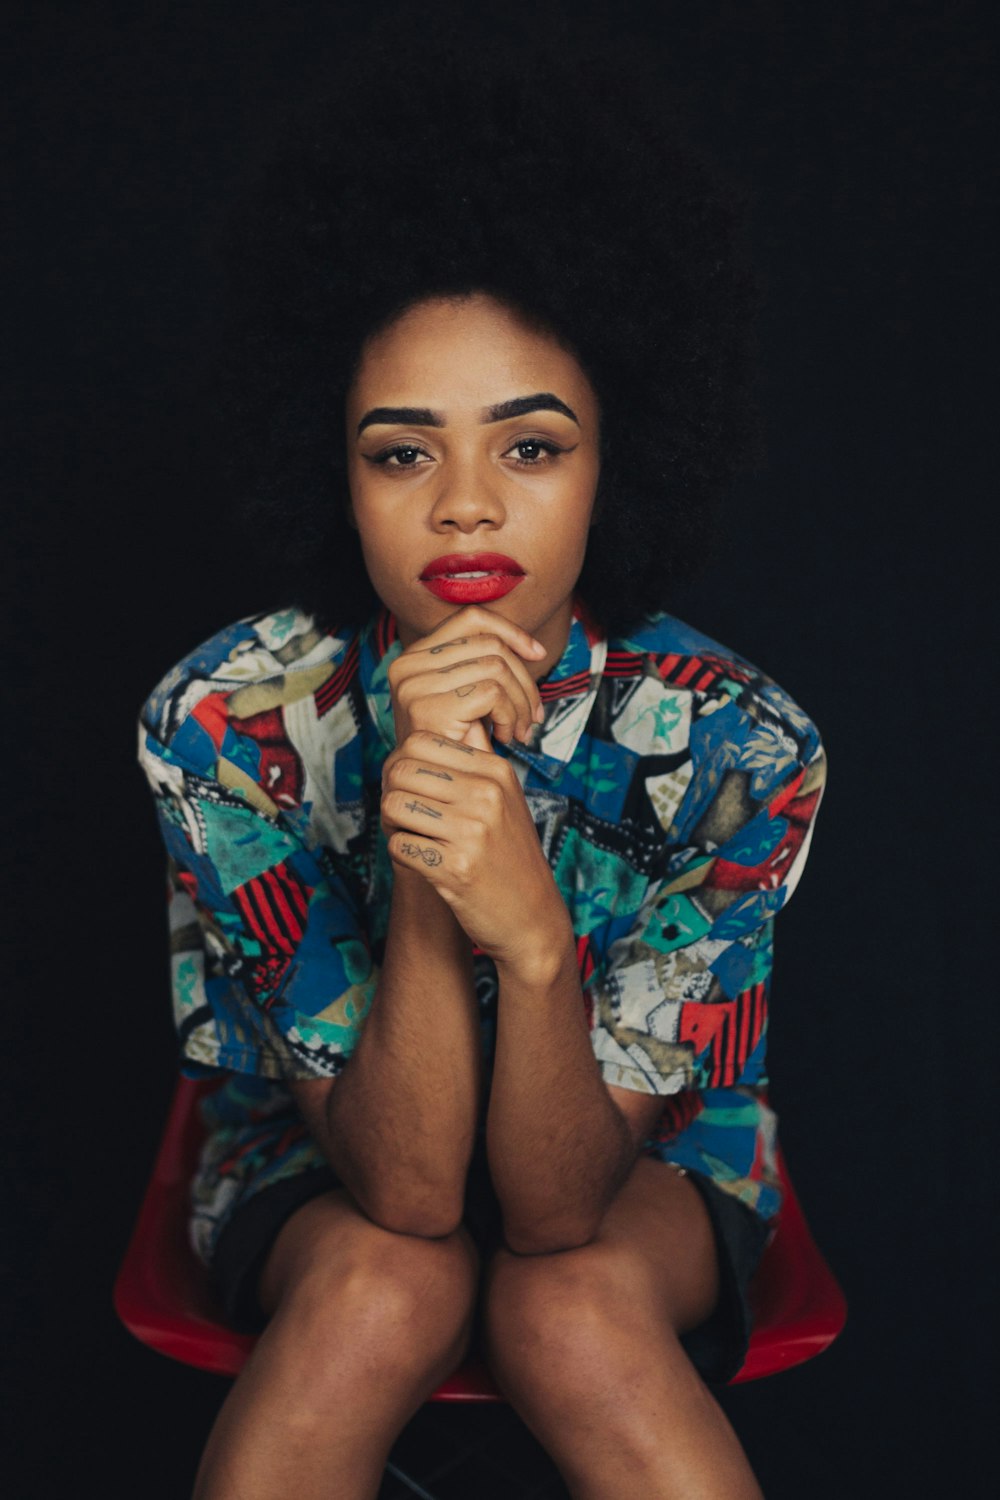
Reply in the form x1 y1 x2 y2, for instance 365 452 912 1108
344 292 601 677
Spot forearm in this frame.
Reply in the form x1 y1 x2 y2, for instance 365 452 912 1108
319 866 483 1235
486 933 635 1255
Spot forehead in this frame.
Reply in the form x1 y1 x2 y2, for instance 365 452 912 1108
349 294 594 406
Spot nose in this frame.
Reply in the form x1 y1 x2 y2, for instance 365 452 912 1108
428 460 507 533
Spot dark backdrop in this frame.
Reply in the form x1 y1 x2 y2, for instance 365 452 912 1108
6 2 992 1494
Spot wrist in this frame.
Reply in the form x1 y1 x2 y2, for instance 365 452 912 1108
494 916 577 991
391 867 474 950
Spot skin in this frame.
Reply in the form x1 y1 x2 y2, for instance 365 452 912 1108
343 291 603 678
191 294 763 1499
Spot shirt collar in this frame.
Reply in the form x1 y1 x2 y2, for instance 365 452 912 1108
359 593 607 782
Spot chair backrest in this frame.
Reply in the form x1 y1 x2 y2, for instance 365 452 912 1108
114 1076 846 1393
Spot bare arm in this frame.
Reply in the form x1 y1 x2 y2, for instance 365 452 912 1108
290 865 482 1238
291 605 549 1239
488 934 668 1255
360 599 667 1254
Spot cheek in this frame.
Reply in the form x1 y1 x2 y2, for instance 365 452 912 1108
355 520 410 590
564 494 598 552
351 520 383 571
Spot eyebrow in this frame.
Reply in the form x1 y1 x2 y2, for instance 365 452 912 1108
356 392 579 437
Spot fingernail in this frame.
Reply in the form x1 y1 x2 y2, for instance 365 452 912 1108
532 639 546 655
534 703 545 722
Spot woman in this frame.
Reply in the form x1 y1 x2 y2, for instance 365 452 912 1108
138 8 825 1495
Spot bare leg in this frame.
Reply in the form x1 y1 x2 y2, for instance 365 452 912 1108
482 1158 763 1499
192 1188 480 1500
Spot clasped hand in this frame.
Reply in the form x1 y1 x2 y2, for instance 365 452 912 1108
380 605 573 970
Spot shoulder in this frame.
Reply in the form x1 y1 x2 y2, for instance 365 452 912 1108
610 611 823 759
598 612 825 849
137 604 359 777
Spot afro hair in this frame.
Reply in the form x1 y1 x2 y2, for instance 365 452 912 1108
212 0 764 638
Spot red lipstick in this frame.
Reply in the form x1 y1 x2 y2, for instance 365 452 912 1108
419 552 525 604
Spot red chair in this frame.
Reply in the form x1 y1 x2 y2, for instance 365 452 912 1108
114 1076 846 1394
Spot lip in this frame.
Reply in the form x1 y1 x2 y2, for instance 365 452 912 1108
421 573 525 604
419 551 526 605
419 552 525 579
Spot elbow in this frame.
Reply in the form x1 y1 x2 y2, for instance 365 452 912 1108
362 1191 465 1241
502 1218 599 1257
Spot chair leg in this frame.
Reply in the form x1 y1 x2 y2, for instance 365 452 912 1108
383 1459 442 1499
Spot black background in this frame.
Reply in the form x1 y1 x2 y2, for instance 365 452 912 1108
6 1 993 1494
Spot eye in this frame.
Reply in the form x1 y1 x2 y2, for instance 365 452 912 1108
365 437 570 471
367 443 431 469
506 438 564 468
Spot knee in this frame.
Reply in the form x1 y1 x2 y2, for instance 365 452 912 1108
269 1202 480 1382
482 1244 641 1400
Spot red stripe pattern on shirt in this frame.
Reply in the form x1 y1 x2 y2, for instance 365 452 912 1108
315 635 361 718
679 981 769 1088
233 862 311 958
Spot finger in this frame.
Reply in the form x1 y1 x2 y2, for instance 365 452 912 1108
416 654 537 742
401 729 514 779
389 632 544 742
462 717 494 753
407 636 543 737
407 675 529 745
387 832 446 873
420 605 546 667
394 606 546 725
381 786 451 838
384 751 462 801
438 640 543 737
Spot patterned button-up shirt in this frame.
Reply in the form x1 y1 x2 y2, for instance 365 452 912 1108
138 594 825 1264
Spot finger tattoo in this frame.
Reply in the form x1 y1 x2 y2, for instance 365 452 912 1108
429 637 468 655
456 683 478 698
400 839 443 866
437 656 481 674
405 798 441 819
434 736 474 754
416 767 453 781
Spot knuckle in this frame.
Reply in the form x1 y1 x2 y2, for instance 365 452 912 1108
478 778 503 809
382 789 402 818
390 837 417 870
468 818 489 850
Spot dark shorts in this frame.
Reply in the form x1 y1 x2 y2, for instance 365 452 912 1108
210 1131 772 1388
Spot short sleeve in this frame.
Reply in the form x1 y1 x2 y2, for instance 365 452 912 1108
138 717 377 1082
587 685 827 1096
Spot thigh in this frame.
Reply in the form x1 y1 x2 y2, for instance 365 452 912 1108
484 1155 720 1338
598 1156 721 1333
257 1183 482 1321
